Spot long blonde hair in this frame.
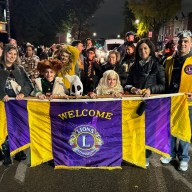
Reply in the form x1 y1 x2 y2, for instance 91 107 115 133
96 70 123 95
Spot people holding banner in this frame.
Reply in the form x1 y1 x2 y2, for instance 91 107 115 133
89 70 124 98
160 30 192 171
124 38 165 166
0 43 33 165
31 59 69 100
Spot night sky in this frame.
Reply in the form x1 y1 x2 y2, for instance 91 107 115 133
90 0 125 39
90 0 192 39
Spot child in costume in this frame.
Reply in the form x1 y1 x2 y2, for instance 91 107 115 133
89 70 124 98
31 59 68 99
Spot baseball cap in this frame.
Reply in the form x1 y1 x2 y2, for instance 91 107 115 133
125 31 134 37
177 30 192 38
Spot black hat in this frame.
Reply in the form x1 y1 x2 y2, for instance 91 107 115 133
86 46 96 53
71 40 82 47
125 31 134 37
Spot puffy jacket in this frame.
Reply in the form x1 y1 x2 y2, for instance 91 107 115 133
126 57 165 94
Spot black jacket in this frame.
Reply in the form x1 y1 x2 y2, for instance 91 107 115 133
0 63 33 99
101 62 127 87
82 59 103 94
126 57 165 94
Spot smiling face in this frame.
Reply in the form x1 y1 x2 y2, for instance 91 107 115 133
107 75 117 88
138 43 151 61
126 46 134 55
61 52 70 63
44 68 56 82
76 43 84 53
6 48 17 67
109 53 117 65
86 40 92 49
177 37 192 56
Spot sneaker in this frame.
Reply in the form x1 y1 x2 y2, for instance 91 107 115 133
178 161 188 171
14 151 27 161
146 158 150 167
160 157 172 164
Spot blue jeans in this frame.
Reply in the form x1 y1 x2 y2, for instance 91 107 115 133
170 106 192 162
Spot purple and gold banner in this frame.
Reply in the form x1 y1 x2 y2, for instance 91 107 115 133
145 98 171 154
0 93 191 169
5 100 30 155
50 100 122 169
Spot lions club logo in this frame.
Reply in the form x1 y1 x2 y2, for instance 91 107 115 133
69 125 104 158
184 65 192 75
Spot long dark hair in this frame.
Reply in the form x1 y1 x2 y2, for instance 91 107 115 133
135 38 156 63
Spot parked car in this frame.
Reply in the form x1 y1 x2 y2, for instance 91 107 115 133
96 39 124 63
104 39 124 53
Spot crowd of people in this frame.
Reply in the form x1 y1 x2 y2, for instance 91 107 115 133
0 30 192 171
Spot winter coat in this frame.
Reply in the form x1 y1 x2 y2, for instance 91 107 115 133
0 63 33 99
82 59 103 94
31 77 68 97
126 57 165 94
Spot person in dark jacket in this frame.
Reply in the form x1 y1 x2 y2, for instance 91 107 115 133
117 31 135 60
120 42 135 73
125 38 165 166
125 38 165 96
0 44 33 166
102 50 127 87
82 47 103 94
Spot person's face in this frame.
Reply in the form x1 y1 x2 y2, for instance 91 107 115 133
138 43 151 60
107 75 117 88
87 51 95 61
127 46 134 55
177 37 192 56
86 40 92 49
77 43 84 53
9 39 17 47
6 48 17 66
26 47 33 57
61 52 70 63
109 53 117 65
44 68 56 82
126 35 134 42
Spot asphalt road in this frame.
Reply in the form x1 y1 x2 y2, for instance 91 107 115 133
0 146 192 192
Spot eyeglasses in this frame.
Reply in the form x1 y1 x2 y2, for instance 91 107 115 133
177 30 192 38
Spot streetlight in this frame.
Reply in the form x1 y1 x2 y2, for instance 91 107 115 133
135 19 140 25
117 34 120 38
93 32 97 37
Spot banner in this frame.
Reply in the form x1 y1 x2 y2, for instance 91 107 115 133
50 100 122 169
0 93 191 169
5 100 30 155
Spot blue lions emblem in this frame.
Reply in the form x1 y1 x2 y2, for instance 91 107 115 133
69 125 104 158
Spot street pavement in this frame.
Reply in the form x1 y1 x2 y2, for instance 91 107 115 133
0 146 192 192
